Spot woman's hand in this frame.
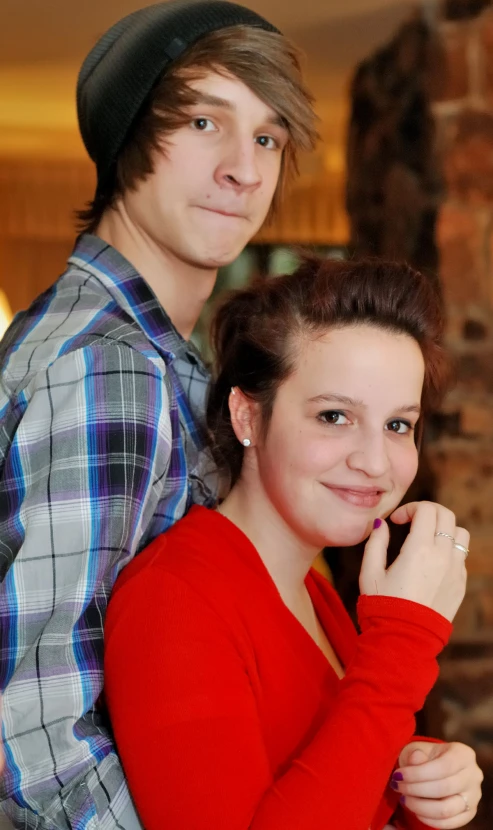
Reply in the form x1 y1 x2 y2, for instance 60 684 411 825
391 741 483 828
360 501 468 622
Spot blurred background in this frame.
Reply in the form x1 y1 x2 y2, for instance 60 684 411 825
1 0 493 827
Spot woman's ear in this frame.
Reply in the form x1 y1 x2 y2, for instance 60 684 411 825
229 387 260 448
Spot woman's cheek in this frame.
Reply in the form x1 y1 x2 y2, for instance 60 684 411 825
380 445 419 518
397 444 420 491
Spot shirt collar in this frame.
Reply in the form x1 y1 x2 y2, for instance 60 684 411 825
69 233 205 368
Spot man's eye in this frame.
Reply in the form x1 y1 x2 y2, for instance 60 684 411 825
191 118 216 131
318 411 348 426
256 135 278 150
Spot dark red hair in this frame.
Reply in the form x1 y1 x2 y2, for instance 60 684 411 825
207 256 449 488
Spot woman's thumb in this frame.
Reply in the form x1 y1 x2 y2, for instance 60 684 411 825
399 742 435 767
410 749 430 765
359 518 389 594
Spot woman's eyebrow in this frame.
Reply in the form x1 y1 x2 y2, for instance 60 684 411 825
398 404 422 415
308 393 421 414
308 393 365 407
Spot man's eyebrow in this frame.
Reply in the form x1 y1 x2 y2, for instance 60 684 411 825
191 91 288 129
193 91 235 110
308 393 421 414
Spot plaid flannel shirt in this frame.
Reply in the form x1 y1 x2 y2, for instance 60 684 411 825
0 234 217 829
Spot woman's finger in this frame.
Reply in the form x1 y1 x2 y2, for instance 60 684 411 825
402 791 479 823
401 816 475 830
452 527 470 558
391 501 456 538
432 504 457 545
394 744 478 787
394 772 468 799
390 500 430 526
390 502 443 551
359 518 390 594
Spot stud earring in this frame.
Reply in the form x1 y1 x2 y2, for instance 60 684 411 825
242 438 251 447
231 387 236 395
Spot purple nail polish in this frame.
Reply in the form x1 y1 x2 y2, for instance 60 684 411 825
392 772 404 782
373 518 382 529
400 796 406 805
390 780 399 791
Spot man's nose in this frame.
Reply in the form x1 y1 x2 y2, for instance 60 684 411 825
215 137 262 192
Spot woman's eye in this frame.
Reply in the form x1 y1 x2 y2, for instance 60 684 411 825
191 117 216 132
256 135 278 150
387 419 413 435
318 410 349 426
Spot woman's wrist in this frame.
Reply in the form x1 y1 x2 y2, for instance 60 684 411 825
357 594 453 647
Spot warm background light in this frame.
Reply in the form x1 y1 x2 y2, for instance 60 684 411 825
0 64 82 158
0 289 13 339
0 1 415 169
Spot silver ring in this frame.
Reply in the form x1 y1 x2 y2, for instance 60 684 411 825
453 542 469 558
458 792 470 813
434 531 455 543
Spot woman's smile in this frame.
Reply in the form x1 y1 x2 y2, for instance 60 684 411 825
321 483 386 509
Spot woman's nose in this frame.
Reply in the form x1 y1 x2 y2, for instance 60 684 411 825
346 435 390 478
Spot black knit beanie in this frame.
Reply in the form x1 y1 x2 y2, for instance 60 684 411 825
77 0 280 198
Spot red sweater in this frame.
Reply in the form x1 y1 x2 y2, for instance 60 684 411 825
104 506 451 830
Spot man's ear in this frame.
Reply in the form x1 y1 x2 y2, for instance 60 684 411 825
229 387 261 447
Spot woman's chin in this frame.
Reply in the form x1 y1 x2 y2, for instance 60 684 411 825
322 522 374 549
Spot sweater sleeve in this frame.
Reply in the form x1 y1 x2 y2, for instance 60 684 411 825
104 570 451 830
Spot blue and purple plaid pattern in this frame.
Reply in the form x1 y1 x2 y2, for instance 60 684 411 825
0 235 217 829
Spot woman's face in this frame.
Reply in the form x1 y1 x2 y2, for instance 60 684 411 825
253 324 424 549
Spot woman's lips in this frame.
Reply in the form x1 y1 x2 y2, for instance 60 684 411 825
322 484 384 508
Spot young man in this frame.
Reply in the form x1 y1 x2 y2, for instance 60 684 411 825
0 1 317 827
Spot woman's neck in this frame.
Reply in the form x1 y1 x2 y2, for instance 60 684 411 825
217 477 319 610
218 477 345 677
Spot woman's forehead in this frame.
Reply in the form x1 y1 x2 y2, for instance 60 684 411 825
282 325 425 402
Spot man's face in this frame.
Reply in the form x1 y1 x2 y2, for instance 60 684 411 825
122 70 288 270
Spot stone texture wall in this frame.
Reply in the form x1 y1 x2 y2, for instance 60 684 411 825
346 3 493 827
430 4 493 826
346 15 441 274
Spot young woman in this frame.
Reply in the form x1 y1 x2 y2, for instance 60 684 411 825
104 258 482 830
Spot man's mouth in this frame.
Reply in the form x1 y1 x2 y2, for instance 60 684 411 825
198 206 246 219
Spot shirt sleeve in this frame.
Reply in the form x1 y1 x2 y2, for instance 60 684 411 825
0 343 171 825
104 564 452 830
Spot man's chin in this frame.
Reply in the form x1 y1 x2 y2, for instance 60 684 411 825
194 244 249 271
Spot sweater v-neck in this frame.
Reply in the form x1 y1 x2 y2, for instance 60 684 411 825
185 505 357 681
107 500 452 830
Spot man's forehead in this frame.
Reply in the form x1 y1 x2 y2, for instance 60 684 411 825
186 72 286 128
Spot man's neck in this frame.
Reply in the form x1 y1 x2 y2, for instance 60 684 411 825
95 207 217 341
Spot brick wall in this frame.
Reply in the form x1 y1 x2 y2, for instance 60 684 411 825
430 5 493 826
346 4 493 825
